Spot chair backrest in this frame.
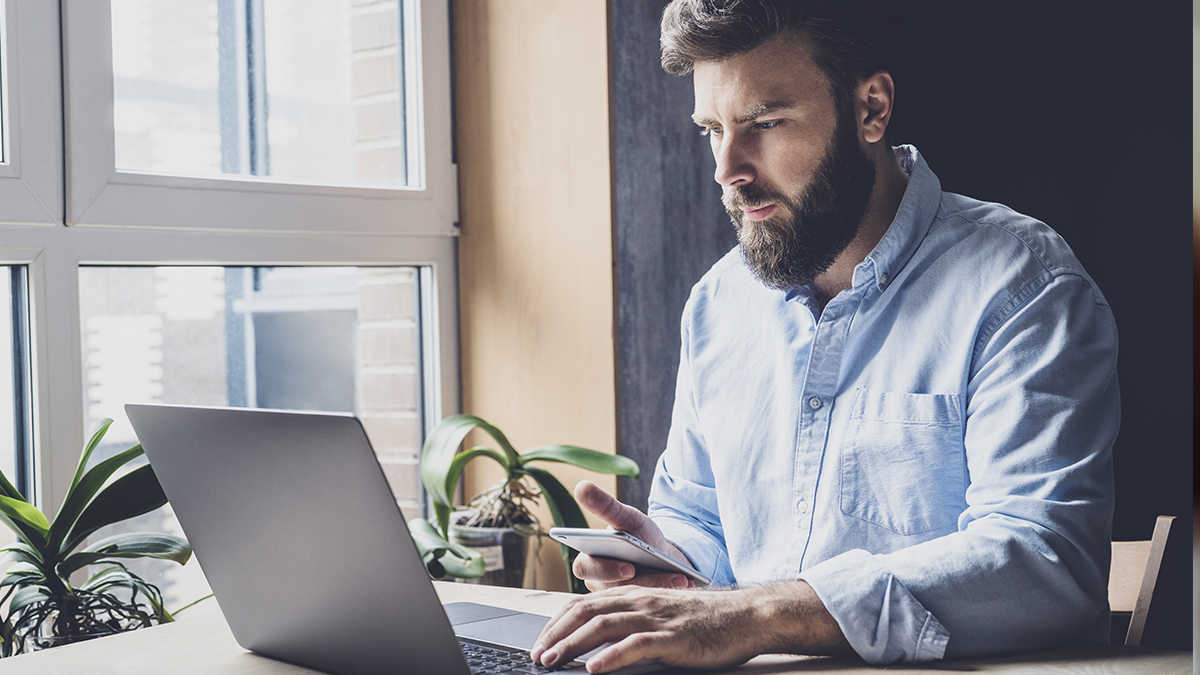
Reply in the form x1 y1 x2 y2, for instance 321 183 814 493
1108 515 1177 647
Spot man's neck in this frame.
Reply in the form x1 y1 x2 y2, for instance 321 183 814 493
810 152 910 306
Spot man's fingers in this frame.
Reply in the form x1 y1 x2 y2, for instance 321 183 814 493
539 612 644 669
573 551 693 591
583 571 692 592
586 631 663 674
534 593 653 669
573 553 635 584
533 589 639 662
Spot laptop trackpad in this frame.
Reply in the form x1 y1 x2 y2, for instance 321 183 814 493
444 601 526 627
451 600 549 648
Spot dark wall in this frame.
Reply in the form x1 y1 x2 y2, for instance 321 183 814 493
610 0 735 511
610 1 1191 651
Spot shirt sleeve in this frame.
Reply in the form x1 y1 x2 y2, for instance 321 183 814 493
646 298 736 586
800 272 1118 661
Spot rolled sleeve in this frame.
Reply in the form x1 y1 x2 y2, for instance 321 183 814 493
801 549 949 663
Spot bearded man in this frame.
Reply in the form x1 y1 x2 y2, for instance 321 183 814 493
533 1 1118 671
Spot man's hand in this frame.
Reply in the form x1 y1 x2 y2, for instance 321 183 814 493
570 481 696 591
531 581 852 673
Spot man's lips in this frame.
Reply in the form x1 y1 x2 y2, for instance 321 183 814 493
741 204 777 221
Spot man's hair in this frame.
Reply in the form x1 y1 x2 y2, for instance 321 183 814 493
660 0 897 111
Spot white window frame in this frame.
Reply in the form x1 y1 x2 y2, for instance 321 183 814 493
1 0 460 515
0 0 61 226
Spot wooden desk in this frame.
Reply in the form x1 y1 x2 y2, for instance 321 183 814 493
0 582 1189 674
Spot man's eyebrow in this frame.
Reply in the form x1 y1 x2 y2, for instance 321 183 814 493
692 101 795 127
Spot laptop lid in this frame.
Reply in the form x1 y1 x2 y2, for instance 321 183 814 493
126 404 472 675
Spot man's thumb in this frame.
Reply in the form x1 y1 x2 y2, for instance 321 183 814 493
574 480 647 532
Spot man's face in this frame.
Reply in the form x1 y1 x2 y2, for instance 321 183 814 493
692 33 877 291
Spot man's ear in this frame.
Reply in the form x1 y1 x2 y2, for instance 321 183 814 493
857 70 895 144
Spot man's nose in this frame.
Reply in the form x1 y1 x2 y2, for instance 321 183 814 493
713 133 755 187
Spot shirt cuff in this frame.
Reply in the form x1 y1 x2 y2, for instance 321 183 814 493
800 549 949 663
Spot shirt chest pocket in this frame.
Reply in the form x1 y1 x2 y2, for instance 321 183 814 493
839 389 967 535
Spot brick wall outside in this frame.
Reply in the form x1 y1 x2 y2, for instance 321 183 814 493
351 0 404 184
357 268 422 522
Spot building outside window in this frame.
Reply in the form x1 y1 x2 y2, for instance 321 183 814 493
0 0 457 612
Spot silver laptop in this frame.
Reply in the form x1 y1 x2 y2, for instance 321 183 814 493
126 404 666 675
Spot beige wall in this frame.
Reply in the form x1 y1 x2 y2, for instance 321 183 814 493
453 0 616 591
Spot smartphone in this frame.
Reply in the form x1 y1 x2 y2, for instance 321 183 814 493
548 527 713 587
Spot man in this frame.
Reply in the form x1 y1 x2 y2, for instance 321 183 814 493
532 1 1118 671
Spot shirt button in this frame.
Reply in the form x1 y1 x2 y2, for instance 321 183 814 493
808 396 822 410
797 500 809 515
880 272 890 286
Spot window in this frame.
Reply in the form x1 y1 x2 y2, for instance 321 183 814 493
1 0 457 609
112 0 420 187
80 265 427 604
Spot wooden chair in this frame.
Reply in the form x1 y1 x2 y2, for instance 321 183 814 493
1108 515 1178 647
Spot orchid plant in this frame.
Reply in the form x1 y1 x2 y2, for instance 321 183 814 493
0 418 193 655
411 414 640 593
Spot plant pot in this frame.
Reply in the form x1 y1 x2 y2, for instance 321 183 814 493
449 520 531 588
14 609 122 655
26 631 113 652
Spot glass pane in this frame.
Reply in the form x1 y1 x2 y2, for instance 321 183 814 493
111 0 222 176
78 265 423 611
1 0 8 165
0 269 22 551
0 270 14 487
111 0 411 186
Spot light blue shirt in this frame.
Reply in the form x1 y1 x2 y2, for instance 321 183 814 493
647 146 1118 663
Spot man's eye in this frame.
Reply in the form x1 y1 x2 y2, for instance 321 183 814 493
700 127 722 137
755 120 782 130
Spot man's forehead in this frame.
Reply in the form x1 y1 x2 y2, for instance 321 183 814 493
690 34 830 122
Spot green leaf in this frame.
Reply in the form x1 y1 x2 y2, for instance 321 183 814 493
0 568 46 589
0 496 49 550
9 586 50 614
170 593 214 616
432 501 453 542
0 462 25 502
439 548 487 579
0 543 44 567
81 564 136 590
420 415 519 532
431 447 508 536
47 444 146 554
59 532 192 576
407 518 484 579
520 467 588 593
520 445 640 478
60 463 169 556
71 418 115 493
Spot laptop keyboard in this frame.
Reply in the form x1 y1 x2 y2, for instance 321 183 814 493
458 636 586 674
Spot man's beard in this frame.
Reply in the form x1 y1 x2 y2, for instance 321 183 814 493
724 113 877 292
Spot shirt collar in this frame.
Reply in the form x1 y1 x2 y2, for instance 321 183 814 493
852 145 942 292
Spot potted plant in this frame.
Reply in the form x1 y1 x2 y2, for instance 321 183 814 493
415 414 639 593
0 418 193 656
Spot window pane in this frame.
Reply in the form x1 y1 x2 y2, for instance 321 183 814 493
111 0 411 186
1 3 8 166
0 268 25 551
78 265 423 610
111 0 222 176
0 270 14 488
